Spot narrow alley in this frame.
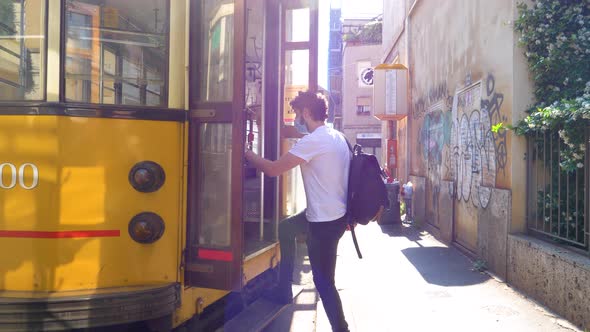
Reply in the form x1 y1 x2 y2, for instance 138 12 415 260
265 222 581 332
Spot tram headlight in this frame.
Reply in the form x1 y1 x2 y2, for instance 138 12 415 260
129 161 165 193
128 212 165 244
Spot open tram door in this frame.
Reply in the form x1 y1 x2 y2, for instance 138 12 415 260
185 0 319 291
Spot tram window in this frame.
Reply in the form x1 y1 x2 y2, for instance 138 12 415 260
285 8 309 42
64 0 169 106
121 58 141 105
68 12 92 50
65 56 92 102
283 49 309 124
198 1 234 102
285 49 309 86
101 48 116 104
0 0 46 101
194 123 233 247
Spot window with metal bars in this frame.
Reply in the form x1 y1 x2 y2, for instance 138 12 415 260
526 129 589 253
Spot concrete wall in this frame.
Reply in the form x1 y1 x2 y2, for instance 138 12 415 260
478 188 511 279
508 235 590 330
381 0 406 61
510 0 535 234
397 117 409 183
408 175 425 225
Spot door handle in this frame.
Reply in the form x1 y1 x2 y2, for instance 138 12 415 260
190 109 216 118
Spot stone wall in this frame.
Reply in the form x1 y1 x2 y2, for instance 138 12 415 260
508 235 590 330
477 188 511 279
408 175 425 225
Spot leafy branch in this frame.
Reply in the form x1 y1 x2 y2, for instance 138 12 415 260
511 0 590 172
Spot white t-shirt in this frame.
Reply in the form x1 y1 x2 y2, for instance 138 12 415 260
288 125 351 222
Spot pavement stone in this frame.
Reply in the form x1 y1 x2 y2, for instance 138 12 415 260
264 223 581 332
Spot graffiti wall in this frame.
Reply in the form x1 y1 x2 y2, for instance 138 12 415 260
406 0 516 254
454 75 507 206
418 93 453 227
414 74 507 250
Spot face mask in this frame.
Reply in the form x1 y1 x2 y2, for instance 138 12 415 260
294 114 309 134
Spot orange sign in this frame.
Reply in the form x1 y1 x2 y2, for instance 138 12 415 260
387 139 397 169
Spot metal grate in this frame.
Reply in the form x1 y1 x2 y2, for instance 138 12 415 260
526 129 589 251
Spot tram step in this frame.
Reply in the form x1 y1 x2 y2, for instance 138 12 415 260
219 285 303 332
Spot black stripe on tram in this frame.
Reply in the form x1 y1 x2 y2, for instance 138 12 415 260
0 104 187 122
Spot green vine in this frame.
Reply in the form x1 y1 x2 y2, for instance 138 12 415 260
505 0 590 246
510 0 590 172
514 86 590 171
342 21 382 44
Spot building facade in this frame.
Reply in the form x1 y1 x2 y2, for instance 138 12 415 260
378 0 590 329
341 20 383 163
327 7 343 128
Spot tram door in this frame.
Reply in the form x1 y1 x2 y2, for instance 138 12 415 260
185 0 319 291
185 0 247 290
240 0 319 265
279 0 319 219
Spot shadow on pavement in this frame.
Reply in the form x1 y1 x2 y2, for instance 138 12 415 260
401 246 489 287
378 223 424 243
262 239 317 332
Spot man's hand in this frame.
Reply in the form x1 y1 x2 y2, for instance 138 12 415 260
245 149 256 162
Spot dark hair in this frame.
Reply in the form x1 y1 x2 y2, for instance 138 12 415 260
289 91 328 122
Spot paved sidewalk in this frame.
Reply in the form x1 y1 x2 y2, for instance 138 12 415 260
265 223 582 332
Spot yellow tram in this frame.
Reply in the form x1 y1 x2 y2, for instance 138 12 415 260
0 0 320 330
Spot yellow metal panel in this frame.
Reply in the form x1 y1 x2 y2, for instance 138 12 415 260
174 247 280 327
0 116 183 291
243 244 280 283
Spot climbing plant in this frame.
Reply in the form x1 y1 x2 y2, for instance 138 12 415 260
507 0 590 172
506 0 590 246
342 21 382 44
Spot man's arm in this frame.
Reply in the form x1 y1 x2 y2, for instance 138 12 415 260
245 150 305 177
281 125 305 139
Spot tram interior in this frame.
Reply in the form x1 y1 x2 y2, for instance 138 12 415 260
243 0 275 256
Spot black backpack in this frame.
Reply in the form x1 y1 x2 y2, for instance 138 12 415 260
345 142 389 259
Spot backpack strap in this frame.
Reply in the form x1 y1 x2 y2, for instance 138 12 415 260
347 153 365 259
348 221 363 259
344 136 353 153
342 136 364 259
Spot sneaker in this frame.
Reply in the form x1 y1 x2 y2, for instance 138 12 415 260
261 286 293 305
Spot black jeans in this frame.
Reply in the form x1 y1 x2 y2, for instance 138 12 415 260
278 210 349 332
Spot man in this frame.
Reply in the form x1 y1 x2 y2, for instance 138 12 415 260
245 91 350 332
